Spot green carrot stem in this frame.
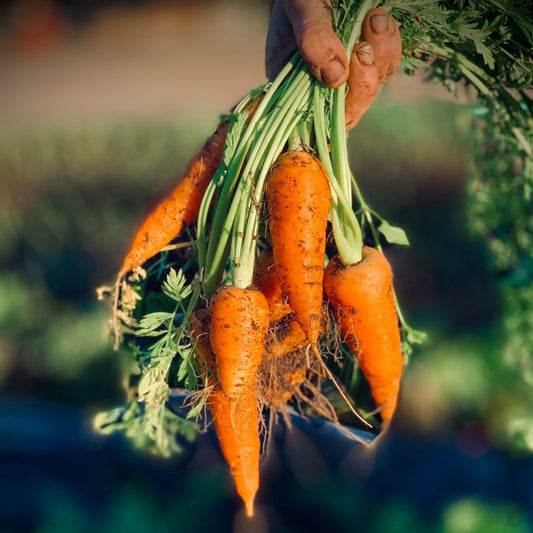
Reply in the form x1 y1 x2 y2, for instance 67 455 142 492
512 127 532 157
291 116 313 149
232 70 314 288
313 83 362 265
330 82 353 247
202 135 253 294
234 88 313 286
196 173 221 269
199 58 305 297
200 61 293 256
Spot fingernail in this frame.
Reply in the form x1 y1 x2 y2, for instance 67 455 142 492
370 14 388 34
344 112 354 130
356 42 374 66
320 58 346 85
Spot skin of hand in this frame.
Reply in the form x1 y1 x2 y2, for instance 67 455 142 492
265 1 402 129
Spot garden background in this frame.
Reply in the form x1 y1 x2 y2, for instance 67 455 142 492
1 1 532 532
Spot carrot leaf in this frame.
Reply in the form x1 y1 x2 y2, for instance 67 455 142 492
185 395 207 420
137 312 176 336
94 401 199 458
378 221 410 247
161 268 192 303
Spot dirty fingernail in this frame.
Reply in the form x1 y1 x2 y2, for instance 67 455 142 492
356 42 374 66
344 112 354 130
370 14 388 34
320 58 346 85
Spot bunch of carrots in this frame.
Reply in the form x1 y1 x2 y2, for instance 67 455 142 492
107 3 413 517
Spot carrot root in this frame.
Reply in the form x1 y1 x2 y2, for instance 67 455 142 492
208 285 269 516
266 150 331 349
324 247 404 425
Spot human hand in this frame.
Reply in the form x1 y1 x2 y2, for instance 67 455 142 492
265 2 402 129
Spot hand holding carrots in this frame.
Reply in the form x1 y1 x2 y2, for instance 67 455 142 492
266 2 402 129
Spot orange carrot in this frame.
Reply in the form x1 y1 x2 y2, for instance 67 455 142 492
253 247 292 322
209 285 269 399
268 316 308 358
266 150 331 350
110 119 228 346
208 285 269 517
190 309 257 516
118 120 229 283
253 247 310 358
253 247 309 358
323 246 404 425
258 349 307 408
116 95 263 283
190 309 259 516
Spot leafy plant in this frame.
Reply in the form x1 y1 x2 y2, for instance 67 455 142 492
96 267 203 456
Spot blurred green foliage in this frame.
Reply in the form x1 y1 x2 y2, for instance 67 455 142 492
35 467 232 533
442 498 530 533
30 477 531 533
466 104 533 453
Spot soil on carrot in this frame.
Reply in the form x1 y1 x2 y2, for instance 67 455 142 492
256 345 335 426
256 306 350 428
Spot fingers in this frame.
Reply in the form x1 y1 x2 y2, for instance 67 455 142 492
285 0 349 87
265 1 402 130
345 42 379 131
266 0 349 87
360 7 402 84
344 8 402 129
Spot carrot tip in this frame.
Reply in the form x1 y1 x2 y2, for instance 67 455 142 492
245 497 255 517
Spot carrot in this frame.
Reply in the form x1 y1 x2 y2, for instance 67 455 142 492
190 306 261 517
116 95 263 283
258 347 308 408
209 285 269 399
266 150 331 351
208 285 269 517
267 315 308 358
323 246 404 425
253 247 292 322
210 390 259 511
110 119 229 347
253 248 309 360
190 309 259 516
117 119 229 283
